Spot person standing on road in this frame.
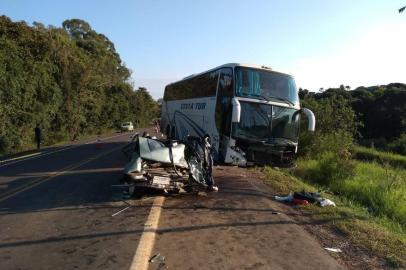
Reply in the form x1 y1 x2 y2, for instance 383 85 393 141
154 119 160 135
34 124 42 150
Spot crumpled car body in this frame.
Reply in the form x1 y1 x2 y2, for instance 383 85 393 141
121 134 214 194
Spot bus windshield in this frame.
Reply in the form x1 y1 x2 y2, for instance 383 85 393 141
235 67 299 105
233 101 300 142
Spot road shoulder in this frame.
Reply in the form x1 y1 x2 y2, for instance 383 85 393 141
150 166 344 270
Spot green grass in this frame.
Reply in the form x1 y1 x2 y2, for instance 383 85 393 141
352 145 406 169
295 158 406 226
262 165 406 267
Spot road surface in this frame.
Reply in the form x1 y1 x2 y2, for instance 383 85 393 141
0 131 344 270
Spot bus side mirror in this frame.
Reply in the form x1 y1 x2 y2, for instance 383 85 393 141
302 108 315 131
231 98 241 123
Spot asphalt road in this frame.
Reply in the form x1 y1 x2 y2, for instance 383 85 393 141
0 131 153 270
0 131 345 270
151 167 344 270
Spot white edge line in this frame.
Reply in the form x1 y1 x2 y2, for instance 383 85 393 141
0 132 131 168
130 196 165 270
0 146 74 168
0 152 42 163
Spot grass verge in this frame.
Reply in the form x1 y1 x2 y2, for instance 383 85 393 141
262 166 406 267
296 158 406 226
352 145 406 169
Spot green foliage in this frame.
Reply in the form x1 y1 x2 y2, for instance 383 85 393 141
295 158 406 226
300 83 406 154
295 151 356 185
353 145 406 169
295 83 406 267
0 16 159 155
299 89 359 158
340 162 406 225
387 134 406 156
263 166 406 267
353 85 406 143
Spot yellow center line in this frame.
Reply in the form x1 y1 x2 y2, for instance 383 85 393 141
130 196 165 270
0 144 124 203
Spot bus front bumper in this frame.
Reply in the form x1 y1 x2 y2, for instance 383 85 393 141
235 139 297 165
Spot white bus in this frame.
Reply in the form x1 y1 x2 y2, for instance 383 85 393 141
160 63 315 166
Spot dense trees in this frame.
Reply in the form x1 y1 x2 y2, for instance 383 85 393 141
0 16 159 155
1 15 404 156
299 83 406 154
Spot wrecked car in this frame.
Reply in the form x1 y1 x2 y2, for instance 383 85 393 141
121 133 217 196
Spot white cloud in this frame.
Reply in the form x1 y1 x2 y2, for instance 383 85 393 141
292 20 406 91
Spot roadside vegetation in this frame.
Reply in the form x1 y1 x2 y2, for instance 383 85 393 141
295 158 406 226
0 16 159 156
299 84 406 155
263 167 406 267
352 145 406 169
264 87 406 267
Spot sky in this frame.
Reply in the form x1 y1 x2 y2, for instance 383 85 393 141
1 0 405 99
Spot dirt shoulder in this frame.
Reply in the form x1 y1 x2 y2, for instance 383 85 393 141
251 168 393 270
150 166 345 270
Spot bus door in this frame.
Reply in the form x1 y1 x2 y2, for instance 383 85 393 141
215 68 233 161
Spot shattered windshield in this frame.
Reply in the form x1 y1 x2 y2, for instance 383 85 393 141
233 101 300 142
235 67 299 105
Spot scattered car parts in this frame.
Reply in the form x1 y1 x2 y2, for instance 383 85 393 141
121 133 217 196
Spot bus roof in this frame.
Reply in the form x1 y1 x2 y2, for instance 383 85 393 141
167 63 291 87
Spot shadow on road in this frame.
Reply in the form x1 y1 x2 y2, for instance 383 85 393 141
0 141 131 214
0 216 346 250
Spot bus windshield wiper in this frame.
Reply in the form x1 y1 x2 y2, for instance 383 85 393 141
253 94 271 102
254 94 294 106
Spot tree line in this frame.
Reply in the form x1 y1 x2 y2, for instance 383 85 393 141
299 83 406 155
0 16 159 155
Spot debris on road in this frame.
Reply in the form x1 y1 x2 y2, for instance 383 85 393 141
292 191 321 203
149 253 166 263
320 198 336 207
111 201 132 217
120 133 218 196
292 198 309 205
324 248 343 253
274 190 336 207
274 193 293 202
197 191 208 196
